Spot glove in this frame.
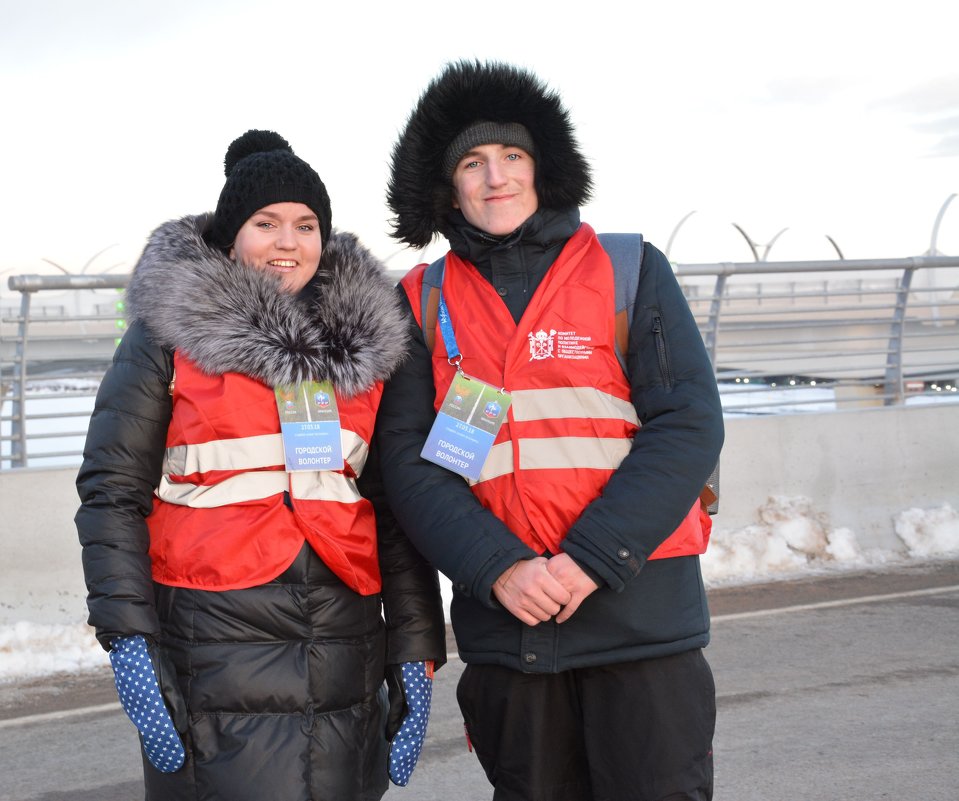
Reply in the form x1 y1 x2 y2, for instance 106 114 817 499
109 635 187 773
386 660 434 786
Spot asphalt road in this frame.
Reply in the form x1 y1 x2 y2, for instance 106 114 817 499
2 559 956 801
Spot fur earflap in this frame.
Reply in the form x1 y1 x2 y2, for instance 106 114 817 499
125 215 408 396
387 60 593 249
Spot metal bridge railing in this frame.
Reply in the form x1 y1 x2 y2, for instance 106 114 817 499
3 256 959 468
2 274 128 469
677 255 959 414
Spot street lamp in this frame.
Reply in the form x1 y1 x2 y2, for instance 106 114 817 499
664 210 697 261
731 223 788 262
927 193 956 256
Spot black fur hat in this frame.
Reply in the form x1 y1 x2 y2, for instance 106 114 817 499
387 60 593 248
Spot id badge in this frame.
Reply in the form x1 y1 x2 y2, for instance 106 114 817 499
274 380 344 471
421 372 511 480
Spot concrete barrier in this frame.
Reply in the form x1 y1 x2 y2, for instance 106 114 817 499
714 403 958 552
2 403 957 626
0 466 88 626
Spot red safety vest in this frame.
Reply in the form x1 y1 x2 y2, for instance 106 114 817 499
401 223 708 559
146 353 383 595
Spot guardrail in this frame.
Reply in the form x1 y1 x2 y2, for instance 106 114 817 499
2 275 128 469
3 256 959 468
677 255 959 413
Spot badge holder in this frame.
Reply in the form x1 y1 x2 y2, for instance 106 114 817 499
421 358 511 481
420 278 511 480
274 380 344 471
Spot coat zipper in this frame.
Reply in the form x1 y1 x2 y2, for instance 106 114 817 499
651 312 673 390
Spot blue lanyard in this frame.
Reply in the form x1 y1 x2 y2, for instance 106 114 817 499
437 269 462 367
437 267 508 394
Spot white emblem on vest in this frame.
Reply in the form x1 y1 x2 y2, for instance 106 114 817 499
528 329 557 361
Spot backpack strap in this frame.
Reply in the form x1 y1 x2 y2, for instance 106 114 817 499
420 256 446 353
597 232 644 372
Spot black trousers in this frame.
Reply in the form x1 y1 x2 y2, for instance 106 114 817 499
457 649 715 801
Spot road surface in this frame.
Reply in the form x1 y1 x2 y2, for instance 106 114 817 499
1 559 956 800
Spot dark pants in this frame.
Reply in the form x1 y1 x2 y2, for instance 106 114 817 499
457 649 715 801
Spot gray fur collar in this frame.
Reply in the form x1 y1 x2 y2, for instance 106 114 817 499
126 214 408 396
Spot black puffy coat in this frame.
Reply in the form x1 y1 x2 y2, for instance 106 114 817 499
76 216 446 801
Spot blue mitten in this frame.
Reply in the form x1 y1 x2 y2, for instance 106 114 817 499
109 635 187 773
387 661 434 786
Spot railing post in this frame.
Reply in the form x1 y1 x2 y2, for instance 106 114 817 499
10 290 32 467
704 272 728 372
882 263 916 406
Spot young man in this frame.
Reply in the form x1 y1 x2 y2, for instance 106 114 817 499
376 61 724 801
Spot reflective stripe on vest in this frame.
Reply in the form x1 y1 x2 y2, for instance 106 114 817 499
158 430 369 507
511 386 638 424
473 435 632 485
470 386 637 482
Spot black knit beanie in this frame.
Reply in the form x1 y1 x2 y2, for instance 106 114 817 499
441 121 536 179
211 130 332 249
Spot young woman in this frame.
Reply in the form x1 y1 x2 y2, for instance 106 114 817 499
76 130 445 801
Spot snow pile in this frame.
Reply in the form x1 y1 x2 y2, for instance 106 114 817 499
0 620 108 682
702 496 959 585
894 504 959 557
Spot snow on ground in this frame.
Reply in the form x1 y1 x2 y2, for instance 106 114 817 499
1 501 957 685
0 621 108 682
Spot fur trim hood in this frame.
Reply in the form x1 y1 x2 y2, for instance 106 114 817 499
125 214 408 396
387 60 593 249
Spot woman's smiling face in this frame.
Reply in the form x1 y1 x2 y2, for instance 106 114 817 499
230 202 322 293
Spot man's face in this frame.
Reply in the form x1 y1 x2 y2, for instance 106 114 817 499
451 143 538 236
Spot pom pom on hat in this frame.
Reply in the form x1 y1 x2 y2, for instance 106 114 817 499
224 130 292 176
212 129 332 248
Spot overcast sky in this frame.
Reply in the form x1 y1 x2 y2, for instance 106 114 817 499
2 0 957 286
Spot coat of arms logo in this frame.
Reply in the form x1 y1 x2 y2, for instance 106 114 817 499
528 329 557 361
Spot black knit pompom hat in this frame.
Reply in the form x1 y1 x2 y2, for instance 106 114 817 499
387 60 593 249
211 130 332 249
